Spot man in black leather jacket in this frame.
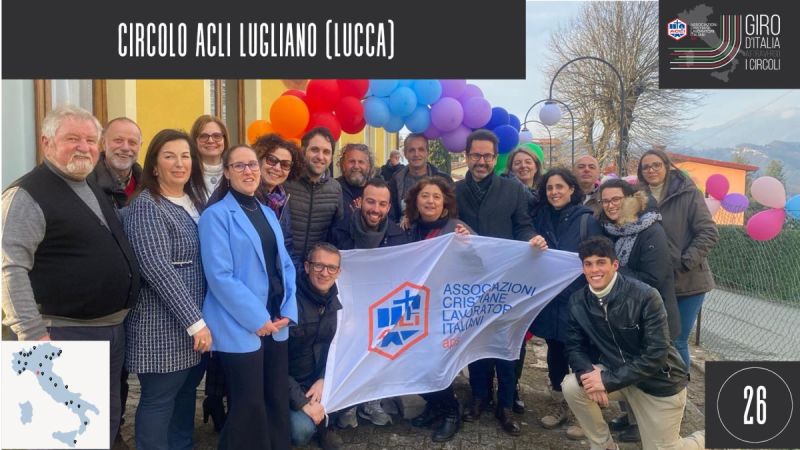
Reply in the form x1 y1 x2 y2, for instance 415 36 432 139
562 237 704 450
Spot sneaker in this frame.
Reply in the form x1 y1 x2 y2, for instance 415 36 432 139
540 395 569 429
336 407 358 429
358 400 392 426
565 409 585 440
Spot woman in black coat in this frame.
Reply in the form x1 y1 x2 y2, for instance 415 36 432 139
530 168 602 437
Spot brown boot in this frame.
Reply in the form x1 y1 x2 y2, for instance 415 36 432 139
539 390 568 429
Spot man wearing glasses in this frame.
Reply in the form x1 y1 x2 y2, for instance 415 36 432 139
288 242 344 450
454 129 546 436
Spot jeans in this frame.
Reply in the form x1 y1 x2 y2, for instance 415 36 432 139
135 363 205 450
289 408 317 446
674 293 706 369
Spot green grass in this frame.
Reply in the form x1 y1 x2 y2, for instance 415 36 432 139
708 226 800 303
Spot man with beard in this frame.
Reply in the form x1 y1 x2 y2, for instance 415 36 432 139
389 133 453 223
330 177 408 428
1 105 141 447
87 117 143 212
335 143 375 231
455 129 547 437
573 155 601 215
285 127 344 263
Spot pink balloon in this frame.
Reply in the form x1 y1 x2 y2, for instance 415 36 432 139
430 97 464 132
746 208 786 241
705 174 729 201
457 83 484 103
440 125 471 153
439 80 467 99
704 198 721 216
751 176 786 209
423 123 442 139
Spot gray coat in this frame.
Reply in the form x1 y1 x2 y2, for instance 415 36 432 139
123 190 205 373
651 170 719 297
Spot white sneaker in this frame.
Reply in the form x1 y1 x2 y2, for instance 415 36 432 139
358 400 393 426
336 406 358 429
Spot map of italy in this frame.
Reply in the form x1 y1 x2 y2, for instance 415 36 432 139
10 343 100 448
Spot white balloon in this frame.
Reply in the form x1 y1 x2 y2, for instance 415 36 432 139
704 197 721 216
751 176 786 208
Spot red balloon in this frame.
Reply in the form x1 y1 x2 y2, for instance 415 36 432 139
282 89 307 101
337 79 369 99
306 79 340 113
342 117 366 135
335 96 365 131
307 112 342 141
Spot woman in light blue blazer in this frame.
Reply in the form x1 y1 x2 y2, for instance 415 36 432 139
199 144 298 450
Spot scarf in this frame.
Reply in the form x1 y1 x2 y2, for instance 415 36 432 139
350 210 389 249
265 184 288 216
589 272 618 309
297 271 339 307
466 171 493 205
603 211 660 266
413 216 450 241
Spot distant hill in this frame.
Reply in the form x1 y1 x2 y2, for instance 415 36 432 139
676 141 800 195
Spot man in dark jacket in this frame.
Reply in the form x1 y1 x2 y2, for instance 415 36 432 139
288 242 343 450
285 127 344 262
456 129 547 436
573 155 601 215
562 237 704 450
335 143 375 231
379 149 404 182
389 133 453 223
332 178 409 251
87 117 143 210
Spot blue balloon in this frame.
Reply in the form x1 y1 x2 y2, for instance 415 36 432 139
404 105 431 133
370 79 399 97
485 107 510 130
494 124 519 154
787 194 800 220
363 97 391 127
412 80 443 105
508 114 521 132
398 80 414 87
384 114 405 133
388 87 418 117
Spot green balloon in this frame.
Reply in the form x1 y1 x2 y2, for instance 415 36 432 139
522 142 546 168
494 153 509 174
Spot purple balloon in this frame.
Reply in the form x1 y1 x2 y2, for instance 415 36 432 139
457 83 484 103
721 193 749 213
440 125 472 153
423 123 442 139
430 97 464 132
439 80 467 99
462 97 492 129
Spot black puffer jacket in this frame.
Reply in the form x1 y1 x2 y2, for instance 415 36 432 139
288 272 342 410
284 174 343 261
566 274 688 397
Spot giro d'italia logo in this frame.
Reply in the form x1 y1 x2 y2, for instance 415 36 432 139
368 282 430 360
668 18 688 40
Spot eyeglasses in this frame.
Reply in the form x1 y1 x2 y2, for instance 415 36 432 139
307 261 340 274
467 153 496 162
198 133 225 143
641 161 664 172
227 161 259 172
263 154 293 171
600 196 625 207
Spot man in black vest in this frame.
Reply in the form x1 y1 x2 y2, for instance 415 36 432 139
1 105 141 447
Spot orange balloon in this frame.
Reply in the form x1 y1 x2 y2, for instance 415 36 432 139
270 95 310 139
247 120 273 144
289 138 302 147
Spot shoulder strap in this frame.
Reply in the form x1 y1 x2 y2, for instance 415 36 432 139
580 213 589 242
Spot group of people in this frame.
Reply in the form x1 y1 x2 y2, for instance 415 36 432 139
1 104 716 450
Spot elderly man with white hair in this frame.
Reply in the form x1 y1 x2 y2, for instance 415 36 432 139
2 105 141 447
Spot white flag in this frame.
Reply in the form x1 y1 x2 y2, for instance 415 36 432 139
321 233 583 413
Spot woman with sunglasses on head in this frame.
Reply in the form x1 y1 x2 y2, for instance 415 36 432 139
199 144 298 449
596 177 682 442
636 149 718 370
190 115 229 197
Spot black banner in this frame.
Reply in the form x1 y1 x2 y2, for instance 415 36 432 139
659 0 800 88
1 0 525 79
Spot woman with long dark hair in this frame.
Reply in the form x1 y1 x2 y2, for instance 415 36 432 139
123 129 209 450
199 145 297 449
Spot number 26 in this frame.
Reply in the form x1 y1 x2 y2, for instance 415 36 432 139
744 385 766 425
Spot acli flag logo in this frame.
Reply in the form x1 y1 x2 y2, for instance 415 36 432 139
368 282 430 360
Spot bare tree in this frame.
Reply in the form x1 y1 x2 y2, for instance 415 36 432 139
544 2 703 169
